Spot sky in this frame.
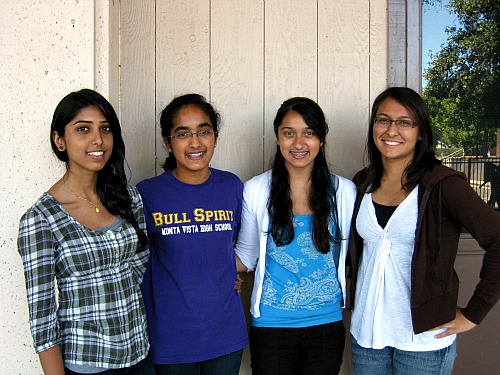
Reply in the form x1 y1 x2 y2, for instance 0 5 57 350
422 0 459 86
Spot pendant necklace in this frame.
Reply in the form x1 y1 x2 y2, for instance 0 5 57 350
62 177 100 213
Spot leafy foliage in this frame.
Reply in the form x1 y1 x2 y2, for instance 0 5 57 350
423 0 499 156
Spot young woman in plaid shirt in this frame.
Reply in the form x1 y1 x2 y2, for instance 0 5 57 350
18 89 154 375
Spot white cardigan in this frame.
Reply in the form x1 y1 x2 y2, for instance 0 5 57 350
235 170 356 318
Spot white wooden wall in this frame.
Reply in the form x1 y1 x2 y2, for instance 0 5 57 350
118 0 388 186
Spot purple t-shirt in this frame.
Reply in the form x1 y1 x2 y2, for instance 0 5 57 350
137 169 248 364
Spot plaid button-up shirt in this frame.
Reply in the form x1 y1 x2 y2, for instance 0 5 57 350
18 186 150 368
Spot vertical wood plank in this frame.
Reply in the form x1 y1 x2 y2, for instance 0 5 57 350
155 0 210 175
210 3 264 371
120 0 156 184
318 0 370 180
367 0 391 180
318 3 369 372
407 0 422 92
210 0 264 182
264 0 318 169
388 0 406 87
370 0 389 108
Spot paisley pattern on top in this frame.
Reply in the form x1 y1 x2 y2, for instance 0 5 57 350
261 216 340 311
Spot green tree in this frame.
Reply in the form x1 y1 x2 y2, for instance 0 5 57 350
423 0 500 156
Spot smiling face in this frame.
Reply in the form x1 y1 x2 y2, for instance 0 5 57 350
165 104 216 183
373 97 421 166
53 105 113 175
276 111 322 174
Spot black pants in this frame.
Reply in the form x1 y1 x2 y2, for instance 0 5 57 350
249 321 345 375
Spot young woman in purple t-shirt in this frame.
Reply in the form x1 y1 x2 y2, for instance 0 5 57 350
137 94 248 375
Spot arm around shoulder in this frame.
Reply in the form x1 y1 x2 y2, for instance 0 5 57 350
234 172 270 271
235 255 248 273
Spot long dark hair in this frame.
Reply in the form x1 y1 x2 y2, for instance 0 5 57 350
160 93 220 171
50 89 147 246
268 97 341 254
358 87 439 193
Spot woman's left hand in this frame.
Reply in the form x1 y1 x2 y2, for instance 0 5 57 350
432 308 477 338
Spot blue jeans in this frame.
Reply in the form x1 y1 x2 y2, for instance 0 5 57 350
153 349 244 375
351 335 456 375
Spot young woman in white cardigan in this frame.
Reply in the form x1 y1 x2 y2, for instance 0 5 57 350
235 97 356 374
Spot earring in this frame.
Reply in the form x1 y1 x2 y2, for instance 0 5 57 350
59 146 64 151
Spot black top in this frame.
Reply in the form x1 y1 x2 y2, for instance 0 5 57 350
372 200 398 228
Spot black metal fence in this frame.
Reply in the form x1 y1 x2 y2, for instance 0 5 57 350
442 157 500 210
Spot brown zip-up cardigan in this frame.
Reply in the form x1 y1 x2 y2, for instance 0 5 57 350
347 163 500 334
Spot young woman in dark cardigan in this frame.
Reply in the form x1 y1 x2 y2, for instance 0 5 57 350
347 87 500 375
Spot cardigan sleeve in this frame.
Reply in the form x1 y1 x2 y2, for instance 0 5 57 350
441 175 500 324
234 177 262 271
17 207 60 353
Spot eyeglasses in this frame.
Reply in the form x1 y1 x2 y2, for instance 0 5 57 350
374 118 418 129
167 130 216 141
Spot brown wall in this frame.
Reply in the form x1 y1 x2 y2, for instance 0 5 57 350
453 236 500 374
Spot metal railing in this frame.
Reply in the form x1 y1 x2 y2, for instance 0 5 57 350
441 156 500 210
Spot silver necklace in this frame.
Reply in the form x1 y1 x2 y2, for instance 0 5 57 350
62 177 100 213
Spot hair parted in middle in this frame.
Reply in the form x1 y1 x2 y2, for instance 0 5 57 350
159 93 220 172
357 86 438 194
268 97 342 254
